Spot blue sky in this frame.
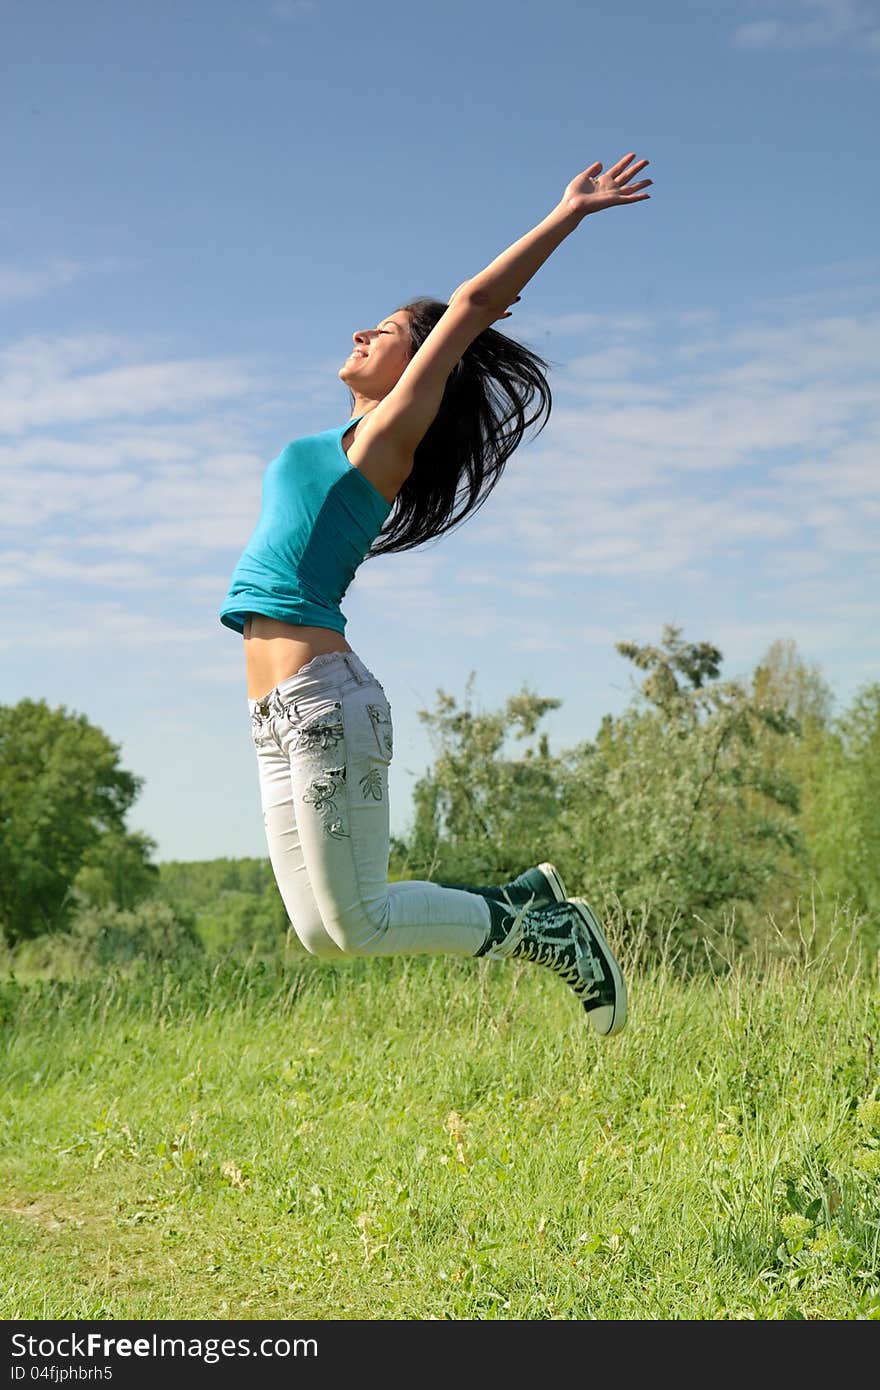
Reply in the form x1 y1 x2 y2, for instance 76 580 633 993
3 0 878 862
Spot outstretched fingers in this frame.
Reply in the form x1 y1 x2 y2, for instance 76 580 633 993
604 153 651 202
620 178 652 196
563 152 652 212
608 151 641 178
610 157 649 185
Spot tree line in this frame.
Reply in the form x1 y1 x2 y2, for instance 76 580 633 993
1 626 877 964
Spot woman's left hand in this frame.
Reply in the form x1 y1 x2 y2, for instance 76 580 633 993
561 152 652 218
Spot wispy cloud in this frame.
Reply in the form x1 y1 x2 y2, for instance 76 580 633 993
733 0 880 51
469 303 880 588
512 310 654 344
0 333 271 436
0 333 314 584
1 278 877 668
0 257 131 303
0 599 211 654
270 0 317 19
242 0 318 47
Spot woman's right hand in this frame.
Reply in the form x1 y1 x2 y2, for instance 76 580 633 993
561 152 652 218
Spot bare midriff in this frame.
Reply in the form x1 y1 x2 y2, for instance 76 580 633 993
243 614 352 700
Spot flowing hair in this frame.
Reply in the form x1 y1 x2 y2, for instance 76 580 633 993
345 297 553 559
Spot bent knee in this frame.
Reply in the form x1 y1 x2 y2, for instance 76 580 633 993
321 898 388 956
290 913 345 959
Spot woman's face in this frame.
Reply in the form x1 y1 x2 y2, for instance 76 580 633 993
338 309 412 401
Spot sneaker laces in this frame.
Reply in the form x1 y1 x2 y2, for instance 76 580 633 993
486 892 604 1004
484 886 538 961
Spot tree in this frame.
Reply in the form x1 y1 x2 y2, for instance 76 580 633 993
71 829 159 912
406 625 806 957
751 637 834 728
747 638 836 923
569 626 805 945
747 643 879 936
805 681 880 928
404 674 564 884
0 698 157 943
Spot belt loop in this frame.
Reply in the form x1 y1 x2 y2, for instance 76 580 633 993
343 653 364 684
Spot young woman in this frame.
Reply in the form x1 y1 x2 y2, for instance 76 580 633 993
220 153 652 1037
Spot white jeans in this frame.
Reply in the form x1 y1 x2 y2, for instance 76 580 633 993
248 649 491 958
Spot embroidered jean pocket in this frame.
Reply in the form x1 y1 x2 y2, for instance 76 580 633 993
365 693 393 763
286 698 346 758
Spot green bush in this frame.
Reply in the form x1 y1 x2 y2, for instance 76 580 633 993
9 899 202 978
194 887 294 956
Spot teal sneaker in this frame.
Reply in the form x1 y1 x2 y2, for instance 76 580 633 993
436 862 567 909
478 894 627 1037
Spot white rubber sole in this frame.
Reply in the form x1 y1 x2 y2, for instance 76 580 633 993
537 862 568 903
570 897 627 1036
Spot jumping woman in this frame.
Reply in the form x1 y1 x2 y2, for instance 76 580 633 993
220 152 652 1037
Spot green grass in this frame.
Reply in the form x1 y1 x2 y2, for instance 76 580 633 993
2 934 879 1320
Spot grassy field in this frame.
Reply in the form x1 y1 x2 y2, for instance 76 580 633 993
2 922 879 1320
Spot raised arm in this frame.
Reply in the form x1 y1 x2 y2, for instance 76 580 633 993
363 152 652 459
462 152 651 312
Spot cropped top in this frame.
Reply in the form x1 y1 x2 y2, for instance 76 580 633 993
219 414 391 636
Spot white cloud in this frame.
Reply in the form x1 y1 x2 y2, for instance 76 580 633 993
0 258 134 303
271 0 317 19
0 259 88 303
0 600 212 654
512 310 654 343
0 339 266 435
0 281 877 663
5 549 164 589
733 0 880 50
458 301 880 590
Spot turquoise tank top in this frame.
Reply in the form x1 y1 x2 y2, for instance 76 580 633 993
219 414 391 635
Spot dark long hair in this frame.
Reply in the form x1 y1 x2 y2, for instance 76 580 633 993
345 297 553 558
